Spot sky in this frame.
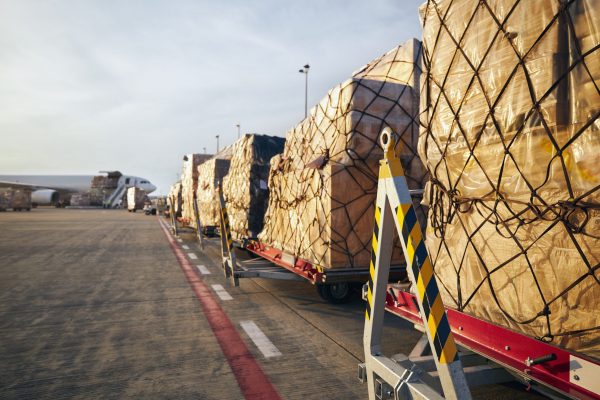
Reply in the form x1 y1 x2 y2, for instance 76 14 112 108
0 0 424 195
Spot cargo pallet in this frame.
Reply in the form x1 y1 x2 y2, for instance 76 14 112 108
216 183 406 303
359 128 600 400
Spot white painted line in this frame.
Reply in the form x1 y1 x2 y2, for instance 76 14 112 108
196 265 211 275
188 253 198 260
177 238 182 242
182 245 190 250
240 321 281 359
211 284 233 301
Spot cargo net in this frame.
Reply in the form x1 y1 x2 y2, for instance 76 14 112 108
222 134 285 241
259 39 429 269
418 0 600 356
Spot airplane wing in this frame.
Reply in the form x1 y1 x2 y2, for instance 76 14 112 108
0 180 46 191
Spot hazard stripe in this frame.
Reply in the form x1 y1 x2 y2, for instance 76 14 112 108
395 203 458 364
220 205 234 251
366 206 381 321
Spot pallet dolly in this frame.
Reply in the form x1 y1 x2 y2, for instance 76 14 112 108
359 127 600 400
217 182 306 287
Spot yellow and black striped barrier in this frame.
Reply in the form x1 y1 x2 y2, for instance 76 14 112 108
363 127 470 400
217 182 238 285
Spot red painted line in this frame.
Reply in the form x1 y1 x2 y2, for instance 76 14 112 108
158 220 281 400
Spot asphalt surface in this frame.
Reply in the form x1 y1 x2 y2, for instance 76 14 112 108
0 209 546 399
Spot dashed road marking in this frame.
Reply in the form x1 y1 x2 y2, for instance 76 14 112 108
182 245 190 250
188 253 198 260
211 284 233 301
240 321 282 359
197 265 211 275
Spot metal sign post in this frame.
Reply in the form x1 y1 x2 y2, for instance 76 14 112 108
362 127 471 400
217 182 238 286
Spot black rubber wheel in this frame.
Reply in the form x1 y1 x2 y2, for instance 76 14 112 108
316 283 353 304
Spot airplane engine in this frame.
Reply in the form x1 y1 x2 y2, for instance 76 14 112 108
31 189 59 205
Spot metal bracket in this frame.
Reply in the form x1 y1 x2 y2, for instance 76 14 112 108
362 127 471 400
217 182 238 286
192 195 204 250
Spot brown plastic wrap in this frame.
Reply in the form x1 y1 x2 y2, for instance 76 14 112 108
180 154 213 227
10 189 32 210
196 158 231 227
418 0 600 357
168 182 182 217
259 39 428 269
222 134 285 240
127 187 147 211
69 193 91 207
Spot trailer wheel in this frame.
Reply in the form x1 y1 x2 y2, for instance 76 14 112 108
316 283 353 304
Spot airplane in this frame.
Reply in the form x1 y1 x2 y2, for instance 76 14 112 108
0 171 156 207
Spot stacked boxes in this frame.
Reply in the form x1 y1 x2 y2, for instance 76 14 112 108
258 39 427 269
168 182 182 217
418 0 600 357
127 187 147 211
222 134 285 240
180 154 213 227
196 158 231 227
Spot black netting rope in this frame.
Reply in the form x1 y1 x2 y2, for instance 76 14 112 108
261 43 426 267
421 0 599 344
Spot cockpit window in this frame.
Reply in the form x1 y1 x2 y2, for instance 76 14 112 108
141 180 148 184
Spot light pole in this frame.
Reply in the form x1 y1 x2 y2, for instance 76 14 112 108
235 123 241 139
298 64 310 118
216 135 220 153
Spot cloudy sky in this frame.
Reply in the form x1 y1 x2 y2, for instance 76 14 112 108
0 0 424 194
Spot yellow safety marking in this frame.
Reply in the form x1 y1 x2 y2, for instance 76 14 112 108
395 203 412 230
378 159 405 180
409 223 422 248
374 206 381 227
427 295 445 333
365 309 370 321
367 285 373 307
406 237 416 266
369 260 375 281
372 233 378 255
416 258 433 297
439 334 458 364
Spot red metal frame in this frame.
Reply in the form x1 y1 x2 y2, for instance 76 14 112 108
385 287 600 400
245 241 323 284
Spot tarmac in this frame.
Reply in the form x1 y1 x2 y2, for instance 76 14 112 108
0 209 546 399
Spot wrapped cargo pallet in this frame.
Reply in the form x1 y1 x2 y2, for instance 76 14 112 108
0 189 12 211
127 187 146 211
180 154 213 227
70 193 91 207
418 0 600 357
8 189 32 211
168 182 182 217
196 156 232 227
259 39 428 269
222 134 285 240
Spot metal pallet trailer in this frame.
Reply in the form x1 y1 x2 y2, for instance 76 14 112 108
359 127 600 400
216 181 406 303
